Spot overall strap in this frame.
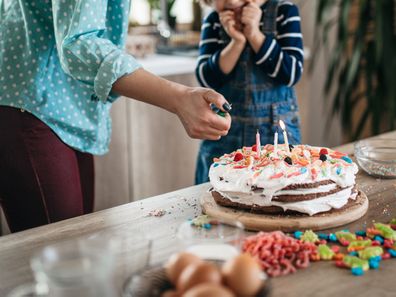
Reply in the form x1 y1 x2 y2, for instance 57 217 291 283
261 0 280 36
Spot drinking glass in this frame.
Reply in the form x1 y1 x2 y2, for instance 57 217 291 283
177 218 245 261
82 227 151 296
7 239 117 297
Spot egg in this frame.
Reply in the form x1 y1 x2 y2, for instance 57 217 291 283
222 253 263 296
177 261 222 293
161 290 179 297
182 283 235 297
165 252 202 285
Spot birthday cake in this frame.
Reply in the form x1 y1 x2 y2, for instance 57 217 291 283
209 144 359 216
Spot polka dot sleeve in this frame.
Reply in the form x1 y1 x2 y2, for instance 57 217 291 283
52 0 141 102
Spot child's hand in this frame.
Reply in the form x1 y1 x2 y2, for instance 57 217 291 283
241 1 262 40
219 10 246 44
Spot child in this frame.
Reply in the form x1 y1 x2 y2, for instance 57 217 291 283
195 0 304 184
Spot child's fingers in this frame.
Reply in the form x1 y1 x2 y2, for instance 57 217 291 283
219 10 234 19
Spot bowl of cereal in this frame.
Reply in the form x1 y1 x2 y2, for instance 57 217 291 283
354 138 396 178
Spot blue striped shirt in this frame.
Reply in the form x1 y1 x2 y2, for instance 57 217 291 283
196 1 303 89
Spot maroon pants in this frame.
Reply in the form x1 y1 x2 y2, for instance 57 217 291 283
0 106 94 233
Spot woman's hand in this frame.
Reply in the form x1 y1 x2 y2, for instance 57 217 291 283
175 88 231 140
112 69 231 140
241 1 262 40
219 10 246 44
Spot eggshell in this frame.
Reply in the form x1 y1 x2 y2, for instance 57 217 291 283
222 253 263 296
165 252 202 285
177 262 222 293
182 283 235 297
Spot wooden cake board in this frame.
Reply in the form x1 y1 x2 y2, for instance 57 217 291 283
200 191 369 232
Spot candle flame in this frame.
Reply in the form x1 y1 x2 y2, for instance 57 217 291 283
279 120 286 130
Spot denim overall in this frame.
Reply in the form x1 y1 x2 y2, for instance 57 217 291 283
195 0 302 184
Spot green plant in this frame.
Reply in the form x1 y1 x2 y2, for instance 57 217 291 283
312 0 396 140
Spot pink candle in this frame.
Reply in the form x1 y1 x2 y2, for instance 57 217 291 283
256 129 261 158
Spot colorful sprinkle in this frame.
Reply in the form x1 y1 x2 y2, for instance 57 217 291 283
341 156 353 163
300 167 308 174
336 167 342 175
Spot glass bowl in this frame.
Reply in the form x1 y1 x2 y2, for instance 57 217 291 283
354 138 396 178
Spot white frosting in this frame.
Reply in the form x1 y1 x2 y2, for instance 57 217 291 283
209 145 359 215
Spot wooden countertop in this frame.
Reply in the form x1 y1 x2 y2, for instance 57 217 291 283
1 131 396 296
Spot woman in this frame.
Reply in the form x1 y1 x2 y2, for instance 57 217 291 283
0 0 231 232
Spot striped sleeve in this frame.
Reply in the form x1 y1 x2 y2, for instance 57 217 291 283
195 12 230 89
255 3 304 87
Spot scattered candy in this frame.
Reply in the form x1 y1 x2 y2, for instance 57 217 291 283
294 230 303 239
347 240 372 252
329 233 338 242
382 252 391 260
355 230 366 237
388 249 396 258
240 219 396 278
374 223 396 240
318 233 329 240
336 231 356 242
351 267 364 276
301 230 319 243
369 259 380 269
373 235 384 245
318 244 335 260
343 256 369 271
334 253 344 261
243 231 318 277
358 247 383 260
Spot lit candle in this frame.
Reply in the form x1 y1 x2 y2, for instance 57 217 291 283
279 120 289 151
256 129 261 158
274 131 278 154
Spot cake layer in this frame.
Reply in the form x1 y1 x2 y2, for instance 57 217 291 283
212 186 358 216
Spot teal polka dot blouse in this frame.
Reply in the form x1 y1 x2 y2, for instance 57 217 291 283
0 0 141 155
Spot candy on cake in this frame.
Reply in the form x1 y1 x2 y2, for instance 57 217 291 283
209 143 359 216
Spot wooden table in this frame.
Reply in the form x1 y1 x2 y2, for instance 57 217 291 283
1 132 396 297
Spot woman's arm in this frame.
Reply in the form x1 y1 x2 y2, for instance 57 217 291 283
112 69 231 140
51 0 231 140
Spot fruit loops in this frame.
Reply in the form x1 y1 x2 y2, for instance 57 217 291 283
242 231 319 277
242 219 396 277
